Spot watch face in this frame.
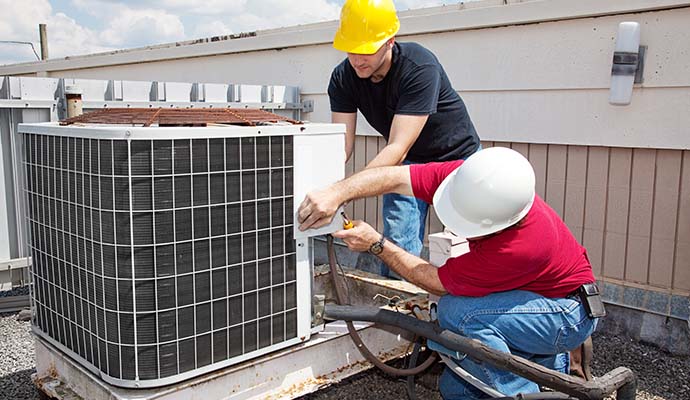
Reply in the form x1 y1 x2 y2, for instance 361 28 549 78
369 241 383 255
369 235 385 255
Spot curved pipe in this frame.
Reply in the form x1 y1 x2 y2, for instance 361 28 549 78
327 235 437 376
325 304 637 400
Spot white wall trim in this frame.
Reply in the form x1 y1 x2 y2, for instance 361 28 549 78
1 0 689 75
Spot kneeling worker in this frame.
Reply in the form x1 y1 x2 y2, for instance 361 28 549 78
297 147 604 399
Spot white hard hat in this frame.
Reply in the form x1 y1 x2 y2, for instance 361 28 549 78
432 147 536 239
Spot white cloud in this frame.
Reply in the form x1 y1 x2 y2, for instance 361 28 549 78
153 0 249 16
192 19 232 39
235 0 341 30
98 7 185 47
0 0 111 65
0 0 463 65
395 0 452 10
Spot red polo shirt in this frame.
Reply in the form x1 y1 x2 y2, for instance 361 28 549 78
410 160 595 298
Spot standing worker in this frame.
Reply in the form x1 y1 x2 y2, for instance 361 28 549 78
329 0 481 276
297 147 603 399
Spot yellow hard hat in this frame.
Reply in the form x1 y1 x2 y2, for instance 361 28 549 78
333 0 400 55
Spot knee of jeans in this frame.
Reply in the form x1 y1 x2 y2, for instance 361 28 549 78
437 295 466 332
556 316 597 353
439 366 488 400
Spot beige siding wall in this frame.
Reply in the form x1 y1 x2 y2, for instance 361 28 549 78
348 136 690 296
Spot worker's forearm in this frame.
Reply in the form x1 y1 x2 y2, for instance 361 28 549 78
332 165 413 204
345 133 355 163
365 143 408 169
377 242 447 296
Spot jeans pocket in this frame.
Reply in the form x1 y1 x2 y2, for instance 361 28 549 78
556 316 595 352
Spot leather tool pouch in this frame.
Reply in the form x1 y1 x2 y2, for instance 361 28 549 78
578 283 606 318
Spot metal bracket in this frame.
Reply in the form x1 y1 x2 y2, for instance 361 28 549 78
312 294 325 326
0 99 57 109
301 99 314 113
611 45 646 84
634 45 646 84
0 256 31 272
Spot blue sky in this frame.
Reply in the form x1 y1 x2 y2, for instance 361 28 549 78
0 0 456 66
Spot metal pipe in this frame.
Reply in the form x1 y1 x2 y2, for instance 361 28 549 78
39 24 48 60
324 304 637 400
326 235 437 376
64 85 83 118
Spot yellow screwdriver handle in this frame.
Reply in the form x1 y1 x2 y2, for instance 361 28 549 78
341 211 354 230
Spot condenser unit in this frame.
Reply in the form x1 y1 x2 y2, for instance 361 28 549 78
19 109 344 388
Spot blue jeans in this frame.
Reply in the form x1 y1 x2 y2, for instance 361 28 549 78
379 187 429 277
436 290 598 399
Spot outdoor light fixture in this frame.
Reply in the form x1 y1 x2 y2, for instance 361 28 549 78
609 22 645 106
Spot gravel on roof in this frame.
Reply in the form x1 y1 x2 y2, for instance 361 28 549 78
1 310 688 400
0 312 39 400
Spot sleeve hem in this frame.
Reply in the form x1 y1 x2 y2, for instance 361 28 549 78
395 109 436 116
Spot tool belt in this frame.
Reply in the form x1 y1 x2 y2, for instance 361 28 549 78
568 283 606 319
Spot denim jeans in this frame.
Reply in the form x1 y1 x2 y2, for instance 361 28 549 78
379 187 429 277
436 290 598 400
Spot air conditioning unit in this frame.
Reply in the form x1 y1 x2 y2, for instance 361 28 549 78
19 112 344 388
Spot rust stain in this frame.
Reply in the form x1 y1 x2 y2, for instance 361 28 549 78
47 362 59 379
262 344 411 399
59 107 301 127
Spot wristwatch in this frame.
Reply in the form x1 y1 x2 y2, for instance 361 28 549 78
368 235 386 255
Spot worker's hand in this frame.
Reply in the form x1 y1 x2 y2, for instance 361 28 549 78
332 220 380 253
297 187 342 231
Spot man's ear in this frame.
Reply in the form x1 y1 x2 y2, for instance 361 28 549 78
387 37 395 48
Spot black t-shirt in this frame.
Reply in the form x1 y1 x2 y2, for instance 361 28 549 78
328 42 480 163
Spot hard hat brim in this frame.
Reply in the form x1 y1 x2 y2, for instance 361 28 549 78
332 34 393 55
432 167 533 239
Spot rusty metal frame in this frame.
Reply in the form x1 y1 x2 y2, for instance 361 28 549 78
59 107 301 126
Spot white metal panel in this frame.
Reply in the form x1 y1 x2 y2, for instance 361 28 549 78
18 122 344 140
162 82 193 102
0 110 14 261
118 80 153 101
63 79 109 101
200 83 230 102
293 127 346 239
18 77 59 100
238 85 263 103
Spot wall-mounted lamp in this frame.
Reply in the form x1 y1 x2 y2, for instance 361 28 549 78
609 22 645 106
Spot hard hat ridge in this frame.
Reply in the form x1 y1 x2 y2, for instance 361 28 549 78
432 147 536 239
333 0 400 54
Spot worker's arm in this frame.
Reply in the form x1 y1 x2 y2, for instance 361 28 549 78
365 114 428 168
333 221 447 296
298 165 414 231
332 112 357 162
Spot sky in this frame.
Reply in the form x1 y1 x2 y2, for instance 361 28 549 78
0 0 457 66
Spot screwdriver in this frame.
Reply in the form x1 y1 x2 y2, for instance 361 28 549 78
341 211 354 230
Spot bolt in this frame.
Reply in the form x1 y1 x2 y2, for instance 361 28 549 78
125 130 131 137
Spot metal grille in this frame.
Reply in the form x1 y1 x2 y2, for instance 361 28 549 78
59 108 301 127
24 133 298 383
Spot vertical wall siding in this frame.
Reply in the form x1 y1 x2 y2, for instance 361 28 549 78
677 152 690 292
349 135 690 295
